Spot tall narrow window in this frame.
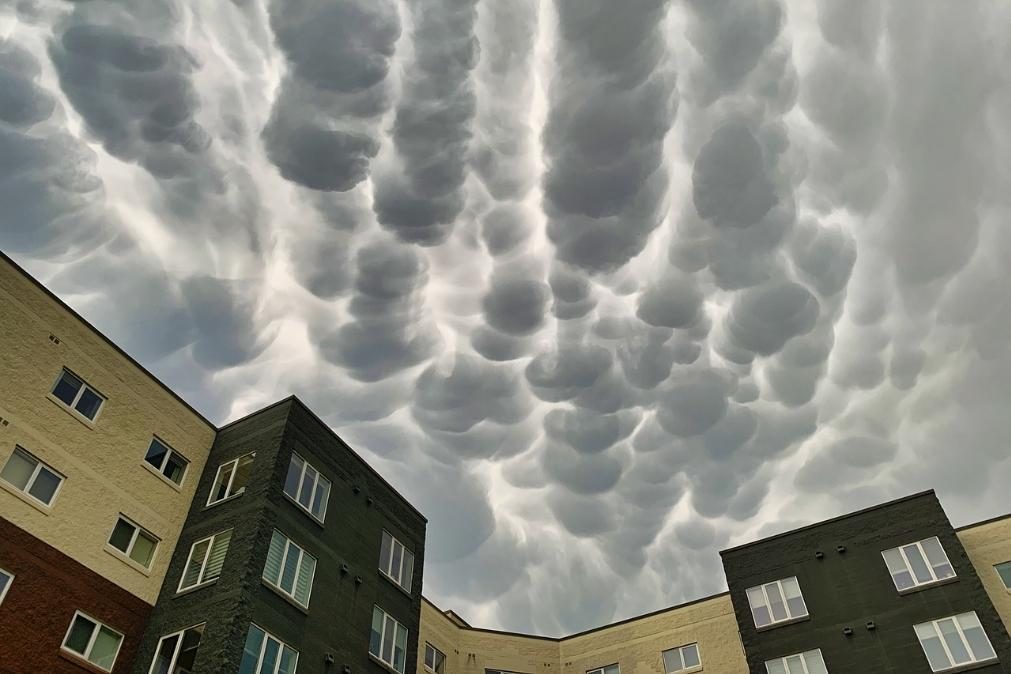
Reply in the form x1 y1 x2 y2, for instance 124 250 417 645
144 438 189 486
61 611 124 672
149 624 204 674
746 577 808 628
379 530 415 592
425 643 446 674
765 650 827 674
207 452 255 506
263 530 316 608
882 537 956 591
915 612 997 672
996 561 1011 590
178 530 232 592
282 453 331 522
662 644 701 672
587 665 619 674
0 446 64 506
51 369 105 421
107 515 159 569
0 568 13 606
370 606 408 674
238 624 298 674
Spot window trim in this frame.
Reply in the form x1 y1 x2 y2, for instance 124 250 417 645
262 529 317 609
50 368 106 424
746 576 809 629
993 561 1011 593
379 530 415 593
176 529 232 593
0 445 65 509
0 568 13 606
914 612 998 672
764 649 827 674
142 437 189 489
662 643 702 673
147 623 205 674
882 536 957 593
60 610 124 673
370 605 409 674
205 452 255 507
282 451 331 523
241 623 299 674
105 514 159 572
586 664 619 674
424 642 446 674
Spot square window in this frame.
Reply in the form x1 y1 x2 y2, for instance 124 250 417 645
1 446 64 507
263 530 316 608
282 452 331 521
238 624 298 674
178 529 232 592
149 624 204 674
882 537 956 592
107 516 159 569
662 643 700 673
765 649 826 674
746 577 808 628
61 612 124 672
425 643 446 674
207 453 255 506
915 612 997 671
51 370 105 421
143 438 189 486
379 530 415 593
370 606 409 674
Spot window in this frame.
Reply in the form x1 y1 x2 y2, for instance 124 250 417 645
263 530 316 608
108 515 159 568
746 577 808 628
0 446 64 507
379 530 415 592
765 650 827 674
996 561 1011 590
238 624 298 674
915 612 997 671
425 643 446 674
51 369 105 421
149 624 204 674
61 611 124 672
283 452 331 522
0 568 12 606
207 452 255 506
178 530 232 592
663 644 701 672
882 537 956 591
144 438 189 486
370 605 408 674
587 665 619 674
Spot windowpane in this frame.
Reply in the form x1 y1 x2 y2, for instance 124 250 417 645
211 462 236 503
232 454 254 494
1 449 36 490
956 613 996 661
264 531 286 585
131 531 158 567
176 625 204 670
765 582 788 622
938 618 971 664
803 651 827 674
765 661 787 674
283 454 303 500
28 467 61 504
53 371 83 405
295 552 316 606
425 645 436 669
783 655 805 674
382 616 396 663
239 626 266 674
0 570 12 604
747 587 771 627
662 648 683 673
151 633 180 674
66 615 96 653
682 644 700 668
781 577 807 617
380 532 393 574
402 550 415 592
883 548 914 590
75 388 104 420
280 544 300 593
258 637 280 674
921 537 954 579
164 454 188 484
90 626 122 668
916 623 952 671
109 519 135 552
903 544 933 584
181 539 211 589
144 440 170 471
205 530 231 582
278 646 298 674
996 562 1011 589
370 607 384 657
312 476 330 519
394 622 408 674
298 465 317 509
391 543 403 583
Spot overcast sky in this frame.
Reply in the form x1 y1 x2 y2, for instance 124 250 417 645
3 0 1011 637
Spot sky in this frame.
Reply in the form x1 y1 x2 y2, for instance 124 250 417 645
2 0 1011 637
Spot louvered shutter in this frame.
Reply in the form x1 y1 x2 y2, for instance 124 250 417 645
204 530 232 582
264 530 286 585
294 551 316 606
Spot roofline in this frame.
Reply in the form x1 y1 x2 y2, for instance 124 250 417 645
956 509 1011 532
720 489 937 556
1 250 216 429
421 591 731 642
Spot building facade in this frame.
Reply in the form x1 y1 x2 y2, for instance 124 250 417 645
2 250 1011 674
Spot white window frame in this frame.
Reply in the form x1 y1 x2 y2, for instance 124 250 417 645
177 529 232 592
143 437 189 487
746 576 808 628
586 664 619 674
915 612 998 672
283 452 331 522
148 623 204 674
60 610 124 672
263 530 317 609
0 445 65 507
764 649 827 674
206 452 255 506
662 643 701 673
50 368 106 422
379 530 415 592
0 568 13 606
241 623 299 674
995 561 1011 591
881 537 956 592
425 642 446 674
107 515 160 570
370 605 409 673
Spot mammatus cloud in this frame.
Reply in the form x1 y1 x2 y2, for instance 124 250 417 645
4 0 1011 637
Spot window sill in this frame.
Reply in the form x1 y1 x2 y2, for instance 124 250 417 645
0 478 54 515
141 461 184 492
58 648 113 674
369 652 405 674
261 578 310 614
934 658 998 674
104 545 153 577
204 491 244 510
676 667 703 674
756 615 809 632
47 393 98 430
897 576 959 595
175 578 218 597
282 491 326 528
379 569 414 597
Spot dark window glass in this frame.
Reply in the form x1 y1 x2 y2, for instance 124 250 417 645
52 371 82 406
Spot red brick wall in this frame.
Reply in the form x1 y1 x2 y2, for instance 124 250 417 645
0 517 152 673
